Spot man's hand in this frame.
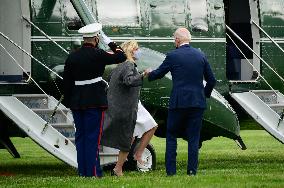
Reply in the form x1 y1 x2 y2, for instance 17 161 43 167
142 68 152 77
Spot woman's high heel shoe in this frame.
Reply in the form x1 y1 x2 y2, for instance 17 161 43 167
137 160 149 172
111 169 123 177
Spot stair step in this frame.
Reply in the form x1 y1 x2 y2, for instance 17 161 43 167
33 109 69 124
13 94 48 97
51 123 74 128
268 103 284 107
14 94 66 110
14 94 49 109
57 130 75 139
68 138 118 156
69 137 75 144
251 90 281 104
251 90 279 93
268 103 284 116
32 108 69 112
50 124 75 138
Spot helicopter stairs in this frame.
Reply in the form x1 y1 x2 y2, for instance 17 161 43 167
231 90 284 143
0 94 119 167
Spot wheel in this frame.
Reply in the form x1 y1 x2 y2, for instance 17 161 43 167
124 138 156 172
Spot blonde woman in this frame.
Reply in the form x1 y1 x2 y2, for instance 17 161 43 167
101 40 157 176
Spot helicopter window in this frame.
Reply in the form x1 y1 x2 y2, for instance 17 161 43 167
96 0 140 27
187 0 209 32
149 1 186 27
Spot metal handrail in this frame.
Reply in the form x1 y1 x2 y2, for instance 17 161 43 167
251 19 284 54
0 42 73 128
22 16 69 54
226 34 279 95
0 43 47 93
226 24 284 83
0 31 63 80
226 33 284 123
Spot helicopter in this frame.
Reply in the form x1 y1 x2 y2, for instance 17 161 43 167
1 0 284 170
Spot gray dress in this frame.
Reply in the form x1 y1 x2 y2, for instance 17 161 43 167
101 61 143 152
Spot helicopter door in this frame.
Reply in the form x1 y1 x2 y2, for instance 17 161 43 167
224 0 260 81
0 0 31 83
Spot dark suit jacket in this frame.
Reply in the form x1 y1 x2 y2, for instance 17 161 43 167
148 44 216 109
63 42 126 109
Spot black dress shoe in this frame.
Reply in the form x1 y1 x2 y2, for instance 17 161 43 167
166 173 176 176
187 170 196 176
187 173 196 176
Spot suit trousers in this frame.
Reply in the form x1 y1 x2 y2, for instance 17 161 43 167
72 108 105 177
166 108 204 176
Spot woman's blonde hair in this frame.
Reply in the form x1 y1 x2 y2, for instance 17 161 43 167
120 40 139 62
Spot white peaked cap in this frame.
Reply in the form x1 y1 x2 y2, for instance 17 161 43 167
78 23 102 38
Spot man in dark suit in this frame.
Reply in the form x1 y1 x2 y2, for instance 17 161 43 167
63 23 126 177
146 27 216 176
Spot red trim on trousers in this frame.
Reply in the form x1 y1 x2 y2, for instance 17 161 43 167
93 110 105 177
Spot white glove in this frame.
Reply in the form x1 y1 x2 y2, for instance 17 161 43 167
101 33 112 45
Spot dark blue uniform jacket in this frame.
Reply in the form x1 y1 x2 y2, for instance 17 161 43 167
63 42 126 109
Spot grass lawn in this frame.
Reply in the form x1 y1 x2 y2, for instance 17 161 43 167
1 130 284 187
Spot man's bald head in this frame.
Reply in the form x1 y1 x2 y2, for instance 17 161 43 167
174 28 191 48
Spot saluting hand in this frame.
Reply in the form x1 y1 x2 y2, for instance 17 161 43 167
101 33 113 45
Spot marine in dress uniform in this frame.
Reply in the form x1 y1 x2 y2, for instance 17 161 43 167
63 23 126 177
147 28 216 176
